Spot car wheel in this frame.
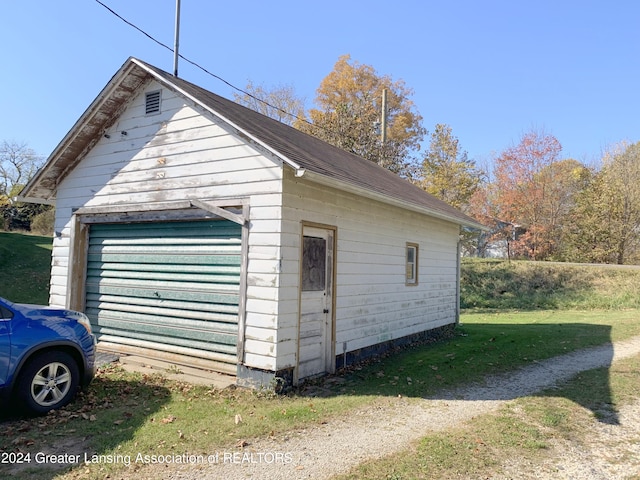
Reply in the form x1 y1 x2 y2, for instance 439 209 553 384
16 351 80 415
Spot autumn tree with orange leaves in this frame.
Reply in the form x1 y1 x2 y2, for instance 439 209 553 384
295 55 426 176
483 130 577 260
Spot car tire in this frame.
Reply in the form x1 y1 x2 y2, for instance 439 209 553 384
16 351 80 415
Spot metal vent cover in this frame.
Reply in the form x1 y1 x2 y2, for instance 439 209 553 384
145 90 161 114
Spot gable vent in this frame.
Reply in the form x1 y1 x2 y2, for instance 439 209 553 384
145 90 161 115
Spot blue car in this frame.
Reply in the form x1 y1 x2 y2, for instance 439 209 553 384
0 297 96 415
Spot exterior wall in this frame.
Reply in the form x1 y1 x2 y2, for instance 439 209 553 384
280 169 460 372
51 80 284 373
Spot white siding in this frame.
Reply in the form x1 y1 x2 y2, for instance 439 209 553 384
52 81 283 372
49 79 463 378
281 169 459 365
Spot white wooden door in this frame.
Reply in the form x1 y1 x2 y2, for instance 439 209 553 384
298 226 334 380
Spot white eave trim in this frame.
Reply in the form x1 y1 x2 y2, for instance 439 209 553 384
21 60 143 201
15 196 56 206
302 170 487 230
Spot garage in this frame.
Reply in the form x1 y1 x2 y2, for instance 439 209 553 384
84 219 242 375
20 57 483 388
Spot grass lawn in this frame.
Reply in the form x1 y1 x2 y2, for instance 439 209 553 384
461 258 640 310
337 309 639 398
1 231 640 478
0 231 52 304
2 309 639 479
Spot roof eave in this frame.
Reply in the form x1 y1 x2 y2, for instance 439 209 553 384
301 170 486 230
14 195 56 206
21 58 151 202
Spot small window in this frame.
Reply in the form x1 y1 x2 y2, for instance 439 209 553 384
145 90 161 115
0 306 13 320
302 236 326 291
406 243 419 285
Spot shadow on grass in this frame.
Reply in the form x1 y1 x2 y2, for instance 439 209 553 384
311 322 618 425
0 365 171 480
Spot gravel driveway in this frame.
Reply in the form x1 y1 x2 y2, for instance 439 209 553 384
134 336 640 480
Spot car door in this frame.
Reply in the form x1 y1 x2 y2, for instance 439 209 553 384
0 304 12 385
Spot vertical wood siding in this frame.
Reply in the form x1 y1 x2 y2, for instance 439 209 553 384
51 81 283 372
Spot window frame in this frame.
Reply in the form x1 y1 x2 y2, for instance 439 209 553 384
301 235 327 292
405 242 419 286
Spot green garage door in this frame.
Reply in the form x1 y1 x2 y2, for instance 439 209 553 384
86 219 242 374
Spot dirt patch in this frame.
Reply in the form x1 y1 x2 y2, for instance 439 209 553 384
4 433 92 479
497 400 640 479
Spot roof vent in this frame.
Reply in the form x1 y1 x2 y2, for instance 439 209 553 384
145 90 161 115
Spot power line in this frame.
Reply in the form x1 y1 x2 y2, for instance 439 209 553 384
94 0 316 129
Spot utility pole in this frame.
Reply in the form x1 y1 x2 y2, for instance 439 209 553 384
173 0 181 77
381 88 388 144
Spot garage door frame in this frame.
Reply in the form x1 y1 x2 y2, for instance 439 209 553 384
66 198 249 370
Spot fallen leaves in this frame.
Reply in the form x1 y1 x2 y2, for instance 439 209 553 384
161 415 177 424
11 436 29 445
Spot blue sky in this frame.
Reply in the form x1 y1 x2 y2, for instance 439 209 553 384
2 1 639 168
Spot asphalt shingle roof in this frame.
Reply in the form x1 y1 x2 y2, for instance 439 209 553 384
22 57 483 229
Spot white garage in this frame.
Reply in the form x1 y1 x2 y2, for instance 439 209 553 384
21 57 483 388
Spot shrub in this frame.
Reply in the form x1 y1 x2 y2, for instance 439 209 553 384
30 208 55 236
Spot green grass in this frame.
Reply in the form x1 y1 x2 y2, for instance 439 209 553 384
335 310 640 397
1 231 640 478
461 258 640 310
3 310 639 479
0 231 52 303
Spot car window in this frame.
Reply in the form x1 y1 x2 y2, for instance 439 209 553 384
0 306 13 320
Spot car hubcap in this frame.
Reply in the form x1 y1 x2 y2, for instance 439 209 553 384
31 362 72 407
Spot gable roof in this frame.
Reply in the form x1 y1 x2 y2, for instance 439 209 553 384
21 57 484 229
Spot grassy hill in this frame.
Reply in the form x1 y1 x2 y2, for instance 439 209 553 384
1 230 639 310
461 258 640 310
0 231 52 304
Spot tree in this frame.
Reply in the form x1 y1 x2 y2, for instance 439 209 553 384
0 141 43 197
563 142 640 264
466 184 518 259
561 169 618 263
604 141 640 264
294 55 426 176
420 124 483 211
490 130 564 260
233 81 306 126
532 158 591 260
0 140 48 232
